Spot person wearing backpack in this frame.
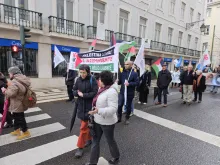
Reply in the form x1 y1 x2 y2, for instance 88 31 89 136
73 64 98 158
1 67 31 140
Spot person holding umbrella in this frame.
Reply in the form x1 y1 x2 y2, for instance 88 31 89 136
0 72 13 128
73 64 98 159
84 71 120 165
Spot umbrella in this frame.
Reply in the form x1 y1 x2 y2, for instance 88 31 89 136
153 87 158 102
70 97 78 133
0 99 9 134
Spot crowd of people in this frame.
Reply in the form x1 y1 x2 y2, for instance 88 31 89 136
1 62 220 165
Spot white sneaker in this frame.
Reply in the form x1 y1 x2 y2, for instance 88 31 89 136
130 112 134 117
138 102 141 104
143 103 147 105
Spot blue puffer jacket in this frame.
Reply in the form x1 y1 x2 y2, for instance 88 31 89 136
118 69 139 97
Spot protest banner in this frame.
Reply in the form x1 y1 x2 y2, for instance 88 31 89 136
69 45 119 73
171 71 181 83
203 73 220 86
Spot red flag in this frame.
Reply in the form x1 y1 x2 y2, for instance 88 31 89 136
89 39 97 51
74 53 82 68
0 99 9 134
110 32 116 46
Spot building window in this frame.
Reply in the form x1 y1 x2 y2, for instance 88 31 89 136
93 0 105 27
181 2 186 20
197 13 201 26
158 0 163 8
4 0 16 18
57 0 64 28
178 31 183 47
119 9 129 34
139 17 147 38
66 0 73 21
0 47 38 77
187 34 191 49
168 27 173 44
170 0 175 14
190 8 194 23
195 37 198 50
18 0 28 9
155 23 162 42
203 42 208 51
207 8 212 17
207 0 213 3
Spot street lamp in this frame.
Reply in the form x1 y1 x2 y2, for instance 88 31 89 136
200 23 207 33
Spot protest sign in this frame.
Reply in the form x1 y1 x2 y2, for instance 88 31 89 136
69 46 119 73
203 73 220 86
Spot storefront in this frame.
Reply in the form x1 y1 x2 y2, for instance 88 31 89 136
0 38 38 76
164 58 173 71
51 44 80 77
184 60 190 66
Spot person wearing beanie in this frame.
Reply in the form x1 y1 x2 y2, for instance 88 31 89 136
1 66 31 140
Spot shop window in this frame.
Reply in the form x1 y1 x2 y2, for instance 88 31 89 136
51 51 70 77
0 46 38 77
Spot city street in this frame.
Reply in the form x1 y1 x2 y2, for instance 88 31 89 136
1 89 220 165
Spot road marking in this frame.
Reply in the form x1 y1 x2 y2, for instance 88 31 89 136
25 114 51 123
0 107 42 118
37 97 68 104
0 123 65 147
37 94 68 101
134 109 220 148
0 135 78 165
0 133 109 165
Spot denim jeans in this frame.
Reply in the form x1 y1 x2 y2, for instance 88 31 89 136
211 86 218 93
123 101 134 113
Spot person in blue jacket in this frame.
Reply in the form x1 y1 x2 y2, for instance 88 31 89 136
117 61 139 125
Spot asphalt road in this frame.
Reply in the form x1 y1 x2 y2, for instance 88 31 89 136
1 89 220 165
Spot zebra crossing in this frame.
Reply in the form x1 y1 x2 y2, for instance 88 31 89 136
0 107 109 165
35 88 68 104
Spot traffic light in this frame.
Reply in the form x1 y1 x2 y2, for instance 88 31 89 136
11 45 19 58
20 25 31 45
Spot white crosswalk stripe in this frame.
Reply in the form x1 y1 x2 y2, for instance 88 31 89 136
0 107 109 165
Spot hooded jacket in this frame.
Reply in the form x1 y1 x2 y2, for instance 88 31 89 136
94 83 118 125
5 74 31 113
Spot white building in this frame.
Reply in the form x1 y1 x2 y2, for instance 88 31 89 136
0 0 205 88
202 0 220 68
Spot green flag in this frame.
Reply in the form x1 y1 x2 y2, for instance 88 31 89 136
119 41 136 54
124 46 136 62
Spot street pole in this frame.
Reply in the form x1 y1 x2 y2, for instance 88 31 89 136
22 44 26 75
210 25 216 67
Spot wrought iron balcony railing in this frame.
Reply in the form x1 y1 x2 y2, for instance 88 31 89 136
49 16 84 37
115 32 136 42
0 3 42 29
87 26 113 42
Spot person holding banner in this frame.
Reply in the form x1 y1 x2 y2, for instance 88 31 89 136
73 64 98 159
117 61 139 125
193 70 206 103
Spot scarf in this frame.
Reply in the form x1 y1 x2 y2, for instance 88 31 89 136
92 85 111 107
197 74 203 87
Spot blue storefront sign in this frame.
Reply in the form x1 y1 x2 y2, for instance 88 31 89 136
164 58 172 62
191 61 197 64
0 38 38 49
51 44 80 53
184 60 190 64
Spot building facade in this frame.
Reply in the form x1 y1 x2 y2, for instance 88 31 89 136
202 0 220 68
0 0 205 88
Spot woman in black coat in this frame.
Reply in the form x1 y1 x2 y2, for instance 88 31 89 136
193 70 206 103
138 69 151 104
0 72 13 128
